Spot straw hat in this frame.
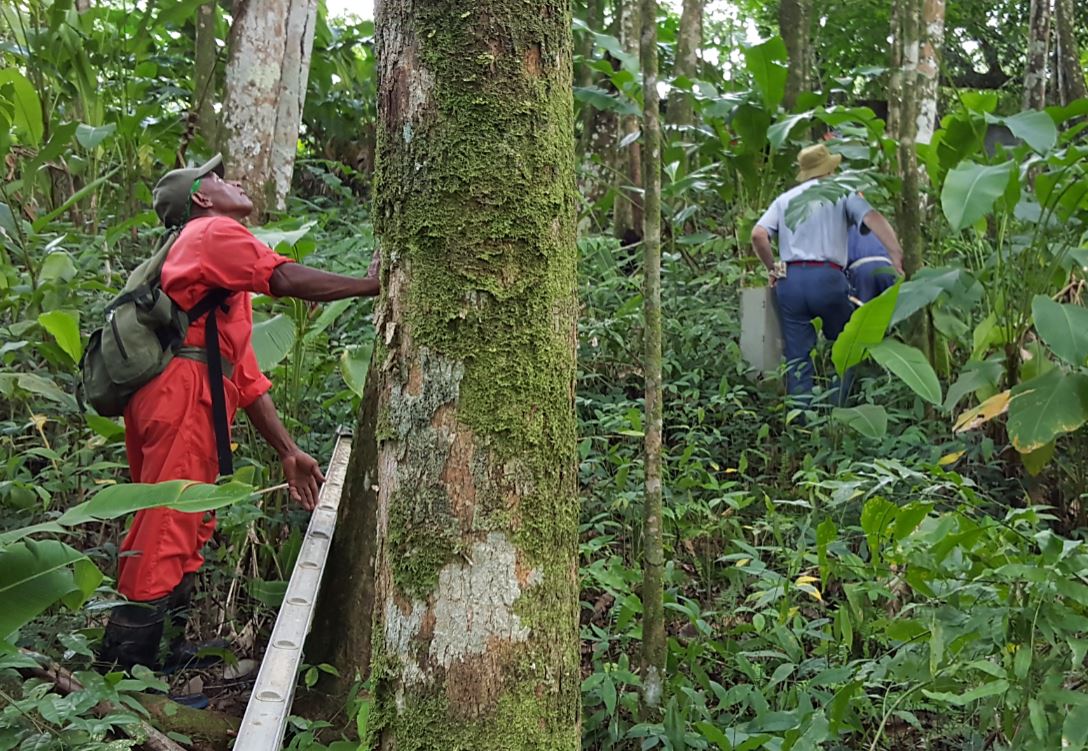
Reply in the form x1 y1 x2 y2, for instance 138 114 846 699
796 144 842 183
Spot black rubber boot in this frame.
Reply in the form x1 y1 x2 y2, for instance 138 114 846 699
98 598 168 672
162 573 229 672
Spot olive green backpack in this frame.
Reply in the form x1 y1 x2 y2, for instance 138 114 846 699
79 228 234 475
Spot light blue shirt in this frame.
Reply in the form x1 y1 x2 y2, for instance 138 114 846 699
757 181 873 267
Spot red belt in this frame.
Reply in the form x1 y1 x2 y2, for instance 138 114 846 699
787 260 843 271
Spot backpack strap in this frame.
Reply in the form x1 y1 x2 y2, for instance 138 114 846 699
189 289 233 477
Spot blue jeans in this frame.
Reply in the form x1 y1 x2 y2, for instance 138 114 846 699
774 264 853 398
848 260 896 303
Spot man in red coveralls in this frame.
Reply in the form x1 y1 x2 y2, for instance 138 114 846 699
98 154 380 671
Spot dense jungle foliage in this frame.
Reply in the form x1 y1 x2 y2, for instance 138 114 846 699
2 0 1088 749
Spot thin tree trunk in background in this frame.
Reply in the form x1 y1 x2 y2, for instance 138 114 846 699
1055 0 1088 105
779 0 812 111
916 0 944 145
578 0 603 148
1024 0 1052 110
353 1 581 746
889 0 942 279
667 0 702 131
194 1 219 149
614 0 642 242
639 0 666 718
221 0 317 217
890 0 936 366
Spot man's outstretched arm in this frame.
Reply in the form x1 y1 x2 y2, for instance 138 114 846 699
269 251 381 301
244 393 325 511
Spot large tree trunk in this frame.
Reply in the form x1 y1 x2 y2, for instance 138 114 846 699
613 0 642 242
194 1 220 149
1055 0 1088 105
639 0 666 716
221 0 317 217
779 0 812 111
347 2 581 747
1024 0 1052 110
667 0 702 130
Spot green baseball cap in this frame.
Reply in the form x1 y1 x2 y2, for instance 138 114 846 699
152 153 226 228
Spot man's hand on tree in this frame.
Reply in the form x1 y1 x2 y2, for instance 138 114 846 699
282 449 325 511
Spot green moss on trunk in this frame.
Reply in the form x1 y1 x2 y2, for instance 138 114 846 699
364 1 580 748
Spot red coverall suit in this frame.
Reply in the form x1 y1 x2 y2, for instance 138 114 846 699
118 216 292 602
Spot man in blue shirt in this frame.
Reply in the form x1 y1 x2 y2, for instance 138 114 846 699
847 224 897 303
751 144 904 397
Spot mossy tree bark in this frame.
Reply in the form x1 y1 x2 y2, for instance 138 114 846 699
221 0 317 217
778 0 812 111
1023 0 1052 110
355 1 581 748
639 0 666 716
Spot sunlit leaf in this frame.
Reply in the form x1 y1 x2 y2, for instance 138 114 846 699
340 343 373 397
953 390 1012 433
944 359 1003 413
831 404 888 440
1032 295 1088 367
869 340 942 405
831 282 900 375
75 122 117 150
573 86 640 118
0 68 43 145
0 540 101 639
38 309 82 363
742 37 787 111
986 110 1057 154
251 314 297 371
941 160 1015 232
251 221 317 252
1007 369 1088 453
49 479 254 532
923 679 1009 706
39 251 77 283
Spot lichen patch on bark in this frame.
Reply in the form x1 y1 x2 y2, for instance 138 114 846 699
430 532 532 666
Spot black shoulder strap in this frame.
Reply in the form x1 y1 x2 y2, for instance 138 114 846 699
188 288 228 322
193 289 233 477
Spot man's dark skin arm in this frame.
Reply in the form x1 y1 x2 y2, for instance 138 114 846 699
245 393 324 511
269 260 380 301
252 252 379 507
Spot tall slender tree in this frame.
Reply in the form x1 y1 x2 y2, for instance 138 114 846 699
221 0 317 217
667 0 702 131
889 0 944 280
639 0 666 717
1055 0 1088 105
779 0 812 111
193 1 219 149
1023 0 1052 110
331 1 581 747
614 0 642 241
